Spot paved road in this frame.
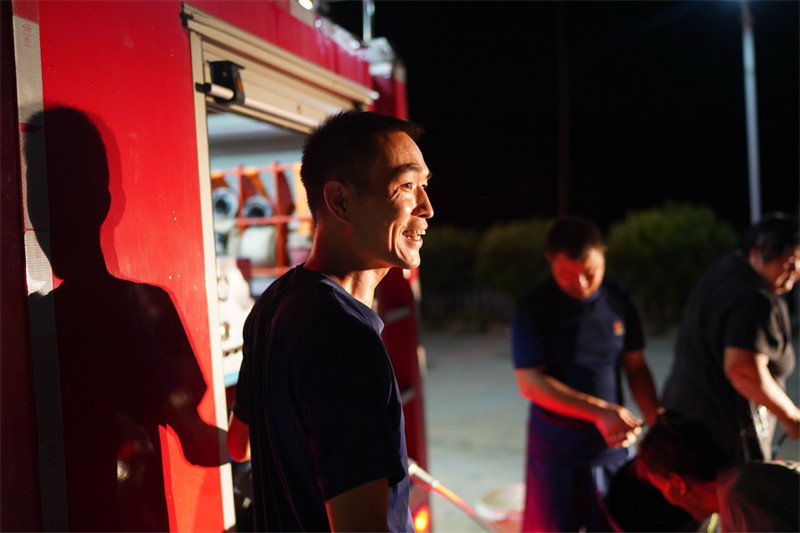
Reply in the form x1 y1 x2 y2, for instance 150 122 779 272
421 328 526 533
420 327 800 533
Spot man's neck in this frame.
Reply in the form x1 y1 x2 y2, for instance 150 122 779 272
694 479 721 516
304 249 389 308
329 269 388 308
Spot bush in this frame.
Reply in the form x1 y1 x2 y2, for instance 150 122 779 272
419 225 480 294
606 203 737 326
474 218 554 297
419 225 489 329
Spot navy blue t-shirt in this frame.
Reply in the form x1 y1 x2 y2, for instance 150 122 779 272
512 278 645 463
233 265 412 532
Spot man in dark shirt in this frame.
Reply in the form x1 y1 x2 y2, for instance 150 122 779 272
662 213 799 465
512 216 662 532
227 111 433 531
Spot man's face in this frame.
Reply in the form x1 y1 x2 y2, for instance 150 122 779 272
756 246 800 295
644 470 710 521
548 246 606 300
347 131 433 270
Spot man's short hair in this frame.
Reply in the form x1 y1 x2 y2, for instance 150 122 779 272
634 410 725 484
300 110 423 221
740 213 800 262
545 216 604 259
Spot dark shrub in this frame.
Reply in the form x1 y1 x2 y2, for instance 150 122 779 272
474 218 554 297
420 225 479 294
606 203 737 327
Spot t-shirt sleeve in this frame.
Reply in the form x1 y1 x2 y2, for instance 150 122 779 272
512 298 546 369
724 290 776 354
232 314 253 425
232 359 250 425
294 322 405 501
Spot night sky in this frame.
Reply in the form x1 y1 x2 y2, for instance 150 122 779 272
323 0 799 235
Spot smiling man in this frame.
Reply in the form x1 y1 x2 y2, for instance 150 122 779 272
227 111 432 532
512 215 662 532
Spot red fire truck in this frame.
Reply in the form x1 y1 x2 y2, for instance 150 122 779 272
1 1 430 530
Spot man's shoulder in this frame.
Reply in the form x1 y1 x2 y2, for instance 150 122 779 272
692 253 758 297
258 266 382 335
248 267 332 328
599 278 636 302
514 279 572 328
520 278 559 303
255 266 334 307
692 255 774 316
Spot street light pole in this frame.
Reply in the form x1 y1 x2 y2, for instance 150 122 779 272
740 0 761 223
363 0 374 42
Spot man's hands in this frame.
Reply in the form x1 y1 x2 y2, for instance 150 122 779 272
595 406 643 448
515 366 644 448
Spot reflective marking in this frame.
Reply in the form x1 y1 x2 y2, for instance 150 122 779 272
15 14 69 530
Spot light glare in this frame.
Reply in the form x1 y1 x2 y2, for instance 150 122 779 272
413 504 430 532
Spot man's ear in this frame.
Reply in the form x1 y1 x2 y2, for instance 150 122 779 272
323 180 350 223
748 247 763 268
667 472 688 496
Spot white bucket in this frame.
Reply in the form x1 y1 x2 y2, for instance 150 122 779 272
475 483 524 533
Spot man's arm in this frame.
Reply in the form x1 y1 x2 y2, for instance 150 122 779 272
724 346 800 439
325 478 390 532
514 366 642 448
621 349 663 426
227 412 251 462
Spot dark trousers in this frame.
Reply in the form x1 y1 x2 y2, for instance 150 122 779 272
522 448 631 532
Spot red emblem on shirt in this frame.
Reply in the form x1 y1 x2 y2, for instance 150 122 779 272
613 320 625 336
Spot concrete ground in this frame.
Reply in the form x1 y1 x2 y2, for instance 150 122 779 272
420 327 800 533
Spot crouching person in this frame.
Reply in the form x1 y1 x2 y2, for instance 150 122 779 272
634 411 800 532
